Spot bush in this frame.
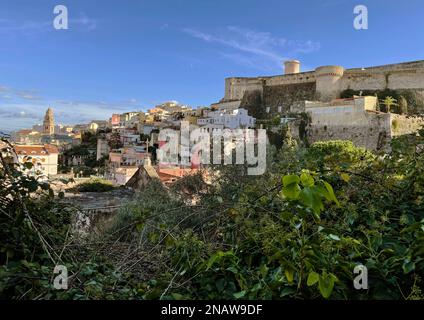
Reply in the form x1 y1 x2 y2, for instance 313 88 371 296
399 96 408 114
106 138 424 300
3 134 424 300
77 179 115 192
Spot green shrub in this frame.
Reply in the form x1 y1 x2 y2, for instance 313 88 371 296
77 178 115 192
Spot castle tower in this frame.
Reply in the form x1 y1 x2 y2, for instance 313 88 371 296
315 66 345 101
43 108 55 135
284 60 300 74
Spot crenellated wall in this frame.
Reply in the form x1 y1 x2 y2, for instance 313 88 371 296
219 60 424 114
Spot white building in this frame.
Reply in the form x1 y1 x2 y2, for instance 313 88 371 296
14 144 59 177
197 108 255 129
120 112 142 128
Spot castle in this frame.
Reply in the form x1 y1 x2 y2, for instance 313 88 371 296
214 60 424 112
212 60 424 150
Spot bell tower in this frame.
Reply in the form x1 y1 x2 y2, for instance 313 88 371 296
43 108 55 135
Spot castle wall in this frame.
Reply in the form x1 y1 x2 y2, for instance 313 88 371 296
306 112 392 151
262 82 316 115
340 69 424 92
228 67 424 117
223 71 316 101
222 61 424 112
224 78 263 101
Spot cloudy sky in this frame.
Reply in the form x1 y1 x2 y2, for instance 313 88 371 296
1 0 424 132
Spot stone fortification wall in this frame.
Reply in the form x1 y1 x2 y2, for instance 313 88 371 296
222 60 424 113
304 112 391 151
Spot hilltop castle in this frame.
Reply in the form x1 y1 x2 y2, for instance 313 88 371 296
213 60 424 115
212 60 424 151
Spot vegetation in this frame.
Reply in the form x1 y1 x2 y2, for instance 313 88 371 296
61 131 107 176
1 129 424 300
340 89 422 114
75 178 116 192
381 96 398 113
398 96 408 115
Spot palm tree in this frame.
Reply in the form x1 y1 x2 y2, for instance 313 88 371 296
381 96 398 113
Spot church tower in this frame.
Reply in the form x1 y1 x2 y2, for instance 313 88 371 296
43 108 55 135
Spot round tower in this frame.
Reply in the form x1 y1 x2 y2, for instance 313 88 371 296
315 65 345 101
284 60 300 74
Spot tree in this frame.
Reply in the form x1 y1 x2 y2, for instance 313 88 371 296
381 96 398 113
140 133 150 142
108 132 123 150
398 95 408 114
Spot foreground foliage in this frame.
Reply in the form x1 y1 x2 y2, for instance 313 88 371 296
1 132 424 299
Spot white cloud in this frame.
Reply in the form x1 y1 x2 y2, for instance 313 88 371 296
0 12 97 37
0 97 145 132
182 26 320 71
0 85 43 101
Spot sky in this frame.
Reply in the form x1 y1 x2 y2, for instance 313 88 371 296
0 0 423 132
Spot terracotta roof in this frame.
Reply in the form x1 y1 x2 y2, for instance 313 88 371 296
157 171 178 183
14 144 59 155
17 129 32 135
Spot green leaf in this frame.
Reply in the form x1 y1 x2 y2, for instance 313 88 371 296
24 162 34 170
307 271 319 286
171 293 184 300
280 286 296 297
328 234 341 241
299 187 324 214
27 180 38 192
402 259 415 274
285 269 294 284
282 175 300 187
340 173 350 182
300 172 315 187
318 272 335 299
259 264 269 278
282 183 301 200
322 181 340 206
233 291 246 299
226 266 238 274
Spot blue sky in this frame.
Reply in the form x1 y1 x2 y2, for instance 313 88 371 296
1 0 423 132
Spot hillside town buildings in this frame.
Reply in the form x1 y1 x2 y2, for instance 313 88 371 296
7 59 424 185
14 144 59 177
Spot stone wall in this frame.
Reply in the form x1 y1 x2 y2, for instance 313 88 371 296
305 113 391 151
223 71 316 101
390 115 424 137
221 60 424 115
262 82 316 116
239 90 265 120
